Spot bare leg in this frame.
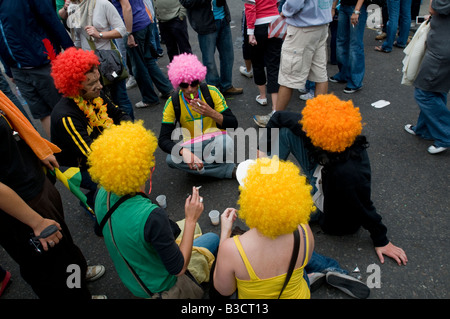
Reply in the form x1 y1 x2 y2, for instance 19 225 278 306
257 84 266 100
276 85 293 111
245 59 252 72
314 81 328 96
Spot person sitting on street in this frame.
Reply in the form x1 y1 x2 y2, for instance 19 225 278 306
50 47 131 211
88 121 219 298
158 53 238 179
258 94 408 266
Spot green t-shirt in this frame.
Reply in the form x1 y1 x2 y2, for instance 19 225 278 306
95 188 178 297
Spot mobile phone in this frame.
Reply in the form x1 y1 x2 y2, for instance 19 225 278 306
416 16 425 24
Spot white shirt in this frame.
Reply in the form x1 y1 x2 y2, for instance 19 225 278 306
71 0 126 51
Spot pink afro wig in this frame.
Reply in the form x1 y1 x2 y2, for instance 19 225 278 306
51 47 100 97
167 53 207 88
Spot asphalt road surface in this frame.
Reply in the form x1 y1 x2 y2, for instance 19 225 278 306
1 0 448 303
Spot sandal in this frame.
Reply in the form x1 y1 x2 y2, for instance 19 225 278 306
374 46 391 53
255 95 267 106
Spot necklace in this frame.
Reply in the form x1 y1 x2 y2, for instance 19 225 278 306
73 96 113 130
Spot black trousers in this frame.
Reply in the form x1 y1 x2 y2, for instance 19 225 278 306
159 17 192 62
250 23 283 94
0 178 90 299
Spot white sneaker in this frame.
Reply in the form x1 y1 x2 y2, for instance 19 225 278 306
135 101 159 108
428 145 447 154
298 87 308 94
86 265 105 282
239 66 253 78
404 124 416 135
126 76 137 89
299 92 315 101
253 112 273 128
255 95 267 106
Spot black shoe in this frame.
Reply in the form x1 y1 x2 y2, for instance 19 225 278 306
343 86 362 94
326 272 370 299
329 76 346 83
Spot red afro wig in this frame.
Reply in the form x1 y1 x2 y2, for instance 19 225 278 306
51 47 100 97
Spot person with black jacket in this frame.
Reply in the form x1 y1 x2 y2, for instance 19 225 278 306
50 47 131 210
258 94 408 266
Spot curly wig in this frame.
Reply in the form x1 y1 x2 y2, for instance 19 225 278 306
167 53 207 88
300 94 363 153
237 157 315 239
51 47 100 97
87 121 158 196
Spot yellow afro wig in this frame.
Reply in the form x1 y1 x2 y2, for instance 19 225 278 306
300 94 363 153
237 157 315 239
88 121 158 196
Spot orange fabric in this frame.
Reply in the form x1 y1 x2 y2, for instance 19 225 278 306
145 5 153 23
0 90 61 159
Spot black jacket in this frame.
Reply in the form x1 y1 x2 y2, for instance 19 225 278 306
50 94 131 169
0 0 73 76
179 0 231 35
262 111 389 247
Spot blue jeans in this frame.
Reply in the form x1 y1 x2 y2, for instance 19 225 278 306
107 79 135 120
382 0 412 51
193 232 220 256
150 21 163 55
277 128 318 192
333 4 368 89
413 88 450 148
198 18 234 91
166 133 235 179
126 25 173 104
305 252 348 277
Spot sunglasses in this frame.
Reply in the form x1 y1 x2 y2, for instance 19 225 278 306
179 80 200 89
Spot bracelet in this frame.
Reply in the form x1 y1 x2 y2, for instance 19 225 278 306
353 10 361 15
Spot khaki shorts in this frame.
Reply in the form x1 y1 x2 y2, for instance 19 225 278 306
278 24 329 89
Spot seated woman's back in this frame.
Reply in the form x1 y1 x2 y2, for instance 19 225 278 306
232 224 314 299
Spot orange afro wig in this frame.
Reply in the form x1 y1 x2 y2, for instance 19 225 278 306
300 94 363 153
88 121 158 196
237 157 315 239
51 47 100 97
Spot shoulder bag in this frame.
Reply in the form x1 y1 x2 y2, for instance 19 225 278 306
278 227 301 299
87 39 129 86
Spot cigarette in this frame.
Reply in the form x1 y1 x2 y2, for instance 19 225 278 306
196 186 202 190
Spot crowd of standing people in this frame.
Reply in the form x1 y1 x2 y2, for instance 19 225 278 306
0 0 448 300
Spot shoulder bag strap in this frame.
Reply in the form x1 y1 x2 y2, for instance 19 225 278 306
278 228 301 299
103 192 154 298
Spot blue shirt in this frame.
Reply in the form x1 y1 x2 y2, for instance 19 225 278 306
282 0 333 27
111 0 150 32
212 0 225 20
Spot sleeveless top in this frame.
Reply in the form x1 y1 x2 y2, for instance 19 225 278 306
233 224 311 299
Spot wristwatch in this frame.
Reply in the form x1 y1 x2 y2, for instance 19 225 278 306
99 32 103 38
353 10 361 15
126 31 132 37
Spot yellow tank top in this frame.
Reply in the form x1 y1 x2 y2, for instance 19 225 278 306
233 224 311 299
